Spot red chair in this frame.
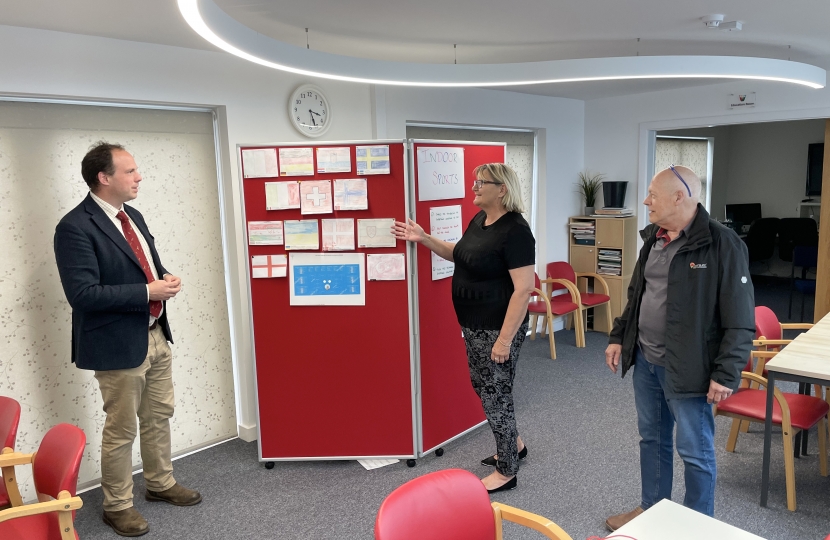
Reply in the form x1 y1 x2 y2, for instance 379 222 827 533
528 273 584 359
0 423 85 540
546 261 612 338
375 469 573 540
0 397 22 509
740 306 815 432
714 350 828 511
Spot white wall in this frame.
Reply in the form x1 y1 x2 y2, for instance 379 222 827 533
659 121 825 221
585 80 830 232
0 24 585 446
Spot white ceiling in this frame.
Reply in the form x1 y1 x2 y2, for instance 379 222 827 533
3 0 829 100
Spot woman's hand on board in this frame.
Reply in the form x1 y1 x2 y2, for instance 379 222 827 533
392 219 427 243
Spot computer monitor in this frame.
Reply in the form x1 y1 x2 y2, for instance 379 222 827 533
724 203 762 233
806 143 823 196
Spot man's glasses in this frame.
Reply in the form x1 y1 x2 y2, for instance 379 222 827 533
472 180 502 189
669 164 692 197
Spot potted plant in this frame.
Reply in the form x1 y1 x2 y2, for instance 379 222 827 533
576 170 605 216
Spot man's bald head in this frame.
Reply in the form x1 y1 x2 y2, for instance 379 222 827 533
653 166 701 205
644 165 701 232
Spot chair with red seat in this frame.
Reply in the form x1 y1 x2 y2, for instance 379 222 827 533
740 306 815 432
546 261 612 339
0 397 22 509
0 423 85 540
528 272 584 359
375 468 573 540
714 350 828 511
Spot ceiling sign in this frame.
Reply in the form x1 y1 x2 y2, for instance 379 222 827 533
728 92 756 109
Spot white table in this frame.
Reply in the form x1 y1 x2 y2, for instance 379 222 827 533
761 311 830 506
613 499 766 539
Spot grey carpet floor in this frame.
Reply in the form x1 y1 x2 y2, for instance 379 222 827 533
73 281 828 539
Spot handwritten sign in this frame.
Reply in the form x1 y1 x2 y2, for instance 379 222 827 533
417 147 465 201
429 205 462 280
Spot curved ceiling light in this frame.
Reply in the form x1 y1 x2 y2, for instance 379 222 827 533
179 0 825 89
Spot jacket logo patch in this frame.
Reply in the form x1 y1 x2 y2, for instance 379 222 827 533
690 262 707 269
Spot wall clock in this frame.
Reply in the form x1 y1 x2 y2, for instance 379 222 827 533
289 84 331 138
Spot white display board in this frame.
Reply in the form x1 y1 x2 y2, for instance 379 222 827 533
417 147 465 201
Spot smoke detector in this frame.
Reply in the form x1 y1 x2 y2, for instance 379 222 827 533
702 14 743 31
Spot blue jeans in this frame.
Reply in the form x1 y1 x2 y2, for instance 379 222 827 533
632 348 716 516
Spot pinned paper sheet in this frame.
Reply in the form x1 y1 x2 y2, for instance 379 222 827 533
265 182 300 210
289 252 365 306
357 218 396 248
279 147 314 176
300 180 333 215
356 145 390 175
367 253 405 281
241 148 279 178
357 459 399 470
317 147 352 173
322 219 355 251
251 255 287 278
333 178 368 211
284 220 320 250
429 205 462 280
417 147 465 201
247 221 283 245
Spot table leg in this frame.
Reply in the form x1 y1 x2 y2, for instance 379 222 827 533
761 371 775 507
800 383 810 456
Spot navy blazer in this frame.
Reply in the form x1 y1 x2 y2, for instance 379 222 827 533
54 194 173 371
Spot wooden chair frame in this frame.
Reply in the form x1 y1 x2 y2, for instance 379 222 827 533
0 450 83 540
530 278 585 359
714 352 828 511
492 502 573 540
740 327 814 434
573 271 613 337
0 447 23 508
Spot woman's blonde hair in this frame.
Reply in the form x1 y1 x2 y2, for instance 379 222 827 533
473 163 525 213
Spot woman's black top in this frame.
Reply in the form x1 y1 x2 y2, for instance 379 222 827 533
451 211 536 330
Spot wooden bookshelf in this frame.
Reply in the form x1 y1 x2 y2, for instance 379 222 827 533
568 215 638 332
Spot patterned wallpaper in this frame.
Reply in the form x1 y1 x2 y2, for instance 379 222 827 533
405 127 536 228
654 137 710 210
0 102 236 500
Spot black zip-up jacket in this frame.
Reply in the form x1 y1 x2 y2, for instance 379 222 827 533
609 204 755 397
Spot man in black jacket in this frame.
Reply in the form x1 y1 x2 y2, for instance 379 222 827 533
604 166 754 530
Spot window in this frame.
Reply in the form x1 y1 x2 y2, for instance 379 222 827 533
654 136 713 212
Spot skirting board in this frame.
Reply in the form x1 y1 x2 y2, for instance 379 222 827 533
238 423 257 442
76 435 237 495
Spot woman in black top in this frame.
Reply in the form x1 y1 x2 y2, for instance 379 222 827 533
393 163 535 493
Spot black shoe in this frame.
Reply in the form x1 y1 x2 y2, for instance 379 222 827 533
481 446 527 467
486 476 517 494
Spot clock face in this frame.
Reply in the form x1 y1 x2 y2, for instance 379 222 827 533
289 85 331 138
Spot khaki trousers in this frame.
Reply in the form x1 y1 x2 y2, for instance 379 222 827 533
94 325 176 512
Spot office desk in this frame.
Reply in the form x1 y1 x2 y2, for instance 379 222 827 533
613 499 765 539
760 312 830 507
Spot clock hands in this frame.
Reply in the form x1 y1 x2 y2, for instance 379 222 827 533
308 109 316 127
310 110 322 116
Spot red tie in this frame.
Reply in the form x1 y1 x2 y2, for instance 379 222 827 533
116 211 162 318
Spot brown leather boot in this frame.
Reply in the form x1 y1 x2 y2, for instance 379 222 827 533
605 506 644 531
145 483 202 506
102 507 149 537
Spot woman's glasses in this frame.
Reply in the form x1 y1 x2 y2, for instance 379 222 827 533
472 180 502 189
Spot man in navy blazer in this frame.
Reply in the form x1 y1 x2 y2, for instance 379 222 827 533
55 142 200 537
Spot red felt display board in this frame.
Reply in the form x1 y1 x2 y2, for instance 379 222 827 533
241 142 415 459
411 141 507 453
